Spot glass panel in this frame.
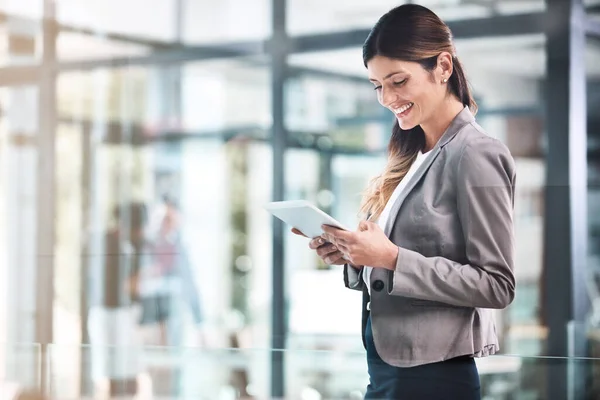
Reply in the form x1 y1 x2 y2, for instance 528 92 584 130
587 37 600 344
0 88 9 353
53 56 272 398
284 149 365 339
56 0 178 41
331 155 385 230
0 84 41 349
0 343 41 393
586 0 600 17
181 58 270 136
0 17 42 67
283 150 382 395
45 344 600 399
458 35 545 356
287 0 545 36
0 0 43 19
589 0 600 23
57 32 151 62
54 123 83 352
47 344 272 399
285 67 388 152
182 0 271 44
287 48 388 153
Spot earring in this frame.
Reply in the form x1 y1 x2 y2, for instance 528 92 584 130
442 78 448 83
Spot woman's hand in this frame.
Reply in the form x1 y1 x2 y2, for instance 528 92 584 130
291 228 346 265
321 221 399 270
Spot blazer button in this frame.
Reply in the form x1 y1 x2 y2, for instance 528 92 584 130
372 280 384 292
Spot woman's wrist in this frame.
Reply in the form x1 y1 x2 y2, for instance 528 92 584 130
383 244 399 271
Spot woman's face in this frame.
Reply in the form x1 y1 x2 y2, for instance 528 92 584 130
366 55 449 130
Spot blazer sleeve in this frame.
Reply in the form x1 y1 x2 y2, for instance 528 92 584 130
387 138 516 309
344 264 365 291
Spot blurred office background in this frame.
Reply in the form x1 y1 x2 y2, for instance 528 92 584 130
0 0 600 399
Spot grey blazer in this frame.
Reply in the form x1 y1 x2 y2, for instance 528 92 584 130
344 106 516 367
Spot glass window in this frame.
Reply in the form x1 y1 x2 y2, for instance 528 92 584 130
0 84 40 367
182 0 271 44
0 87 9 365
0 0 43 19
52 56 273 397
56 0 177 41
586 37 600 340
0 15 42 67
58 67 151 125
585 0 600 9
284 149 372 354
181 58 270 135
57 32 150 62
288 49 389 152
287 0 545 36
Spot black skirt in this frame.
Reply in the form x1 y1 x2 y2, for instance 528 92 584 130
364 316 481 400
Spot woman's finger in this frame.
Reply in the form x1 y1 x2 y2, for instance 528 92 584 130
308 236 326 250
322 231 352 246
329 240 349 254
316 243 338 259
323 250 346 265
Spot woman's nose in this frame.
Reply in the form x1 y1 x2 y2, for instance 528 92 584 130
380 88 397 108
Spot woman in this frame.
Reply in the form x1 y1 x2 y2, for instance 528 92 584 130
294 4 516 399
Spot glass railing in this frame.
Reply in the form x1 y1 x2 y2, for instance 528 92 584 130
0 343 42 397
0 343 599 398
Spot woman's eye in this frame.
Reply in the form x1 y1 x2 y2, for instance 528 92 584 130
393 79 407 86
373 85 382 91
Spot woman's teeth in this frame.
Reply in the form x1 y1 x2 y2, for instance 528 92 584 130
394 103 413 114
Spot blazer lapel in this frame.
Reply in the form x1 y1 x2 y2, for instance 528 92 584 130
383 148 441 236
383 107 475 237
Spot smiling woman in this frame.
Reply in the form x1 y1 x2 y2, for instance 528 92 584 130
295 4 516 400
361 4 477 221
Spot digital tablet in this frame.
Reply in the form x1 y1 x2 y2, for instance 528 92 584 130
264 200 351 239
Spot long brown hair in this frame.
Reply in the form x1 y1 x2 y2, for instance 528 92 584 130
359 4 477 221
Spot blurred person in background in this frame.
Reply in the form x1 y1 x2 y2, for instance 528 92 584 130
87 202 147 398
294 4 516 399
137 196 204 397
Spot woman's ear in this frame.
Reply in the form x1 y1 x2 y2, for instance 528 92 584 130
437 52 454 83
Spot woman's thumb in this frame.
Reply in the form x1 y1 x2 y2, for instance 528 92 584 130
359 220 371 231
